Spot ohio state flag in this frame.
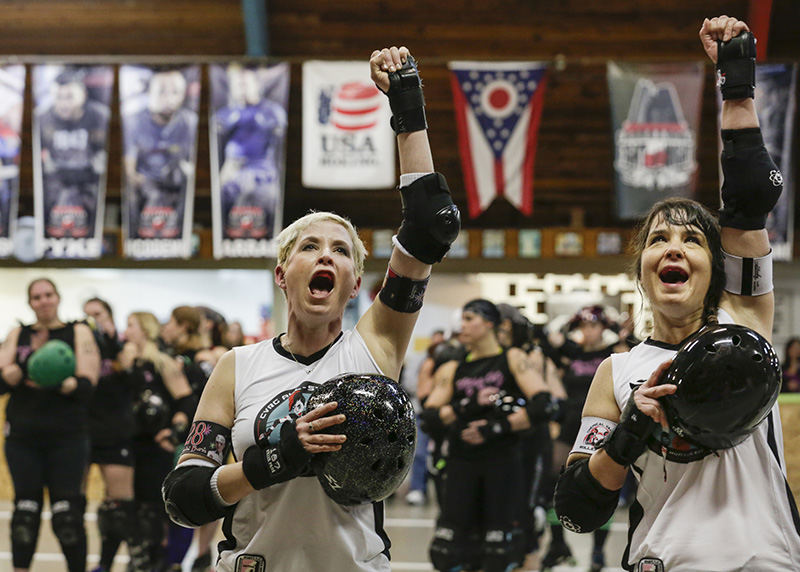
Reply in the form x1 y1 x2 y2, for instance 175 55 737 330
449 62 548 218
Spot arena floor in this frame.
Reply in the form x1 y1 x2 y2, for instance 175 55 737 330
0 492 630 571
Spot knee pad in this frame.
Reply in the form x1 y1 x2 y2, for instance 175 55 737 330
98 499 136 542
429 525 465 572
481 529 517 572
11 498 42 547
137 501 166 543
51 497 86 547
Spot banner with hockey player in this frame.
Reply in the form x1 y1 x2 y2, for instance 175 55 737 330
0 65 25 258
608 62 704 219
120 65 200 259
209 62 289 258
32 64 113 258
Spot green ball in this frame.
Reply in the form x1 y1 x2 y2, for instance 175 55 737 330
27 339 76 388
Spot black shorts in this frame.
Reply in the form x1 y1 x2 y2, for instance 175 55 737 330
90 441 135 467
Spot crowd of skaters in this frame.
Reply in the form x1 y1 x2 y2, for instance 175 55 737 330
0 276 254 572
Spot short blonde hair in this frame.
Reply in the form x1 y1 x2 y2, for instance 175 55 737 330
276 211 367 277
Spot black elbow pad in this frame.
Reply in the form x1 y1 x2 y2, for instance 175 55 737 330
162 465 230 528
554 457 619 533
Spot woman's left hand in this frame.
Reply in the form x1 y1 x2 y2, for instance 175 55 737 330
633 360 676 430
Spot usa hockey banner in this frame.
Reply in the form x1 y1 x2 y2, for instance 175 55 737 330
608 62 704 219
120 65 200 259
302 61 395 189
449 61 548 218
0 65 25 258
32 64 113 258
209 62 289 259
719 64 796 261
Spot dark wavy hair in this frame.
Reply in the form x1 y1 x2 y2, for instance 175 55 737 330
629 198 725 322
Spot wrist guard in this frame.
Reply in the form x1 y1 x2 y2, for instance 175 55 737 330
716 31 756 100
554 457 619 533
419 407 448 441
524 392 555 423
378 266 429 313
599 391 656 466
477 416 512 441
242 421 311 490
396 172 461 264
452 395 490 421
719 128 783 230
384 55 427 133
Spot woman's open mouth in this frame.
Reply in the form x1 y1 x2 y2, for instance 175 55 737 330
309 270 335 297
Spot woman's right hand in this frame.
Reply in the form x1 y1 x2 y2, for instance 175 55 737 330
632 360 677 430
295 402 347 454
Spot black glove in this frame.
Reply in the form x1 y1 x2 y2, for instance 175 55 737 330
476 416 512 442
599 390 657 466
383 55 427 133
717 31 756 100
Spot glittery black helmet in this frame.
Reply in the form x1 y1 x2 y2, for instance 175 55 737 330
307 373 416 505
659 323 781 450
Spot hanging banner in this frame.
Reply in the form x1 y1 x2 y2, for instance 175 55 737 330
32 64 113 258
608 62 704 219
209 62 289 258
120 65 200 259
302 61 395 189
753 64 796 260
0 65 25 258
449 61 548 218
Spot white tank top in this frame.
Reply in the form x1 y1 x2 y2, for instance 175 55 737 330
610 310 800 571
217 329 392 572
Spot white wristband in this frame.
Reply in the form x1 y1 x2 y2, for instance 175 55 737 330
210 466 235 507
570 416 618 457
723 248 773 296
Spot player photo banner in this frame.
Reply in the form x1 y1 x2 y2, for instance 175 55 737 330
302 61 395 189
449 61 548 218
120 65 200 259
718 64 796 261
209 62 289 259
32 64 113 259
608 62 704 220
0 65 25 258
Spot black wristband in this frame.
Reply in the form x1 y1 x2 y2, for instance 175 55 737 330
600 391 657 466
378 266 429 313
384 56 427 133
71 376 94 402
242 421 311 490
524 392 554 423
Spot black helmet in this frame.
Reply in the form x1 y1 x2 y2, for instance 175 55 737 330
306 373 416 505
659 323 781 450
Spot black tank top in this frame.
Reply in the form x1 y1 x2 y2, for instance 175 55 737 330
9 322 87 437
88 329 135 446
128 358 174 438
449 350 524 459
559 340 615 405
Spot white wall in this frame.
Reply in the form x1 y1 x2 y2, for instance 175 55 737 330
0 268 274 338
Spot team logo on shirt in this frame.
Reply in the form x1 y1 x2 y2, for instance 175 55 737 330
253 380 319 447
234 554 265 572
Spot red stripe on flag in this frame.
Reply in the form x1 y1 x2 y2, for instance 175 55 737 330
521 71 548 216
333 105 380 115
494 159 505 197
332 121 377 131
450 71 482 218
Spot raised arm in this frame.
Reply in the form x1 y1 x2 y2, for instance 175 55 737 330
357 47 461 380
699 16 780 337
